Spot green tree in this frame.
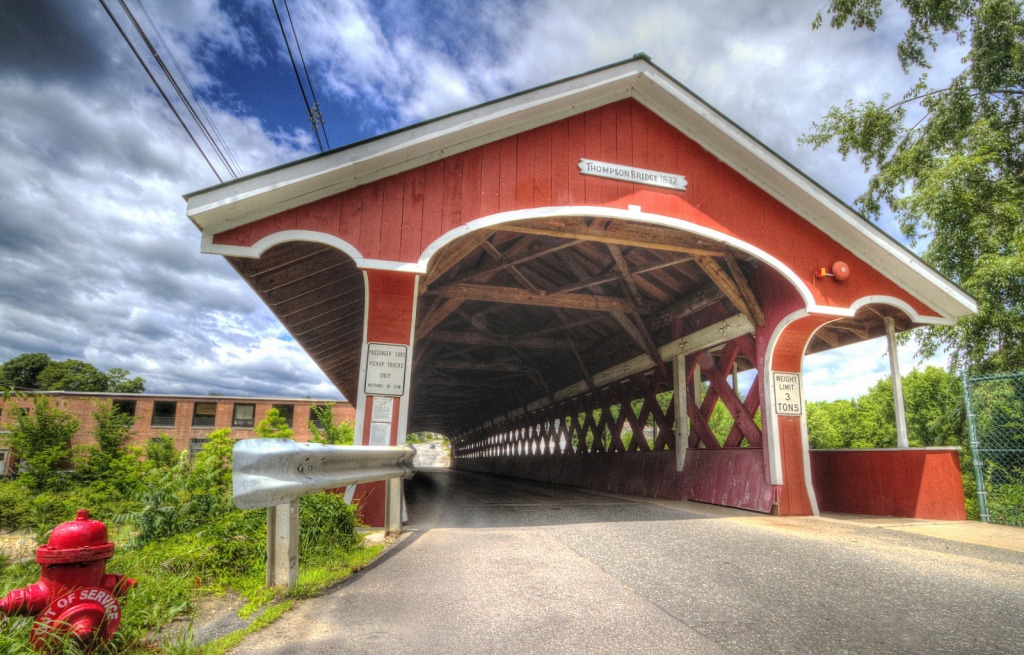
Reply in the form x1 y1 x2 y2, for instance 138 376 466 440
35 359 110 391
146 434 177 468
903 366 965 446
2 396 78 492
0 353 51 388
107 367 145 393
78 400 138 480
92 400 137 455
255 407 293 439
805 0 1024 373
308 402 355 445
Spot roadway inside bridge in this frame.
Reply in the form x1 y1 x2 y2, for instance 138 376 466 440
234 469 1024 655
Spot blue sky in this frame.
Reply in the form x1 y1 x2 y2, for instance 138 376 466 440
0 0 964 401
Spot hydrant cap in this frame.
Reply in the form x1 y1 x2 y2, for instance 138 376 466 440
36 509 115 565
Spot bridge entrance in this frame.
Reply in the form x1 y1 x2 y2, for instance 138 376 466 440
185 56 974 525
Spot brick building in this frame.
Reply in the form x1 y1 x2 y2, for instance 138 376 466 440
0 391 356 461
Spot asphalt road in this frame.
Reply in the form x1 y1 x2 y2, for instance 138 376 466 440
231 468 1024 655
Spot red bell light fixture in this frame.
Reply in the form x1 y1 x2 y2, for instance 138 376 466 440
815 261 850 281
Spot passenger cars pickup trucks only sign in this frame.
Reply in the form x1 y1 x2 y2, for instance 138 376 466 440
771 372 803 416
364 343 407 396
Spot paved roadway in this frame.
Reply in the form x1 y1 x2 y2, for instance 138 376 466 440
232 468 1024 654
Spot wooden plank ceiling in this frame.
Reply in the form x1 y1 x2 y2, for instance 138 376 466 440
228 217 912 436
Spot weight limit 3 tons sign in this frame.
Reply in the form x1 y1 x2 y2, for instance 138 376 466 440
771 372 803 416
364 343 407 396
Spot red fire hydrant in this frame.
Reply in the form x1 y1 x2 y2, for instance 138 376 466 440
0 509 137 652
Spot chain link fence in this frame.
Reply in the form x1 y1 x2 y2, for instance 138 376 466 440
963 372 1024 525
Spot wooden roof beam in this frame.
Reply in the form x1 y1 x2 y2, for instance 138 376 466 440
498 221 729 258
426 330 572 350
432 283 633 312
724 254 766 327
416 296 464 339
422 230 494 289
693 255 760 327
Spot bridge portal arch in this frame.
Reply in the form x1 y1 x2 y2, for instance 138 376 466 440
186 56 974 524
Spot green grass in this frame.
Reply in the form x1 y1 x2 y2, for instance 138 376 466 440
0 510 385 653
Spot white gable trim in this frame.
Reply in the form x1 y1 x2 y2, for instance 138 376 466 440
186 56 975 321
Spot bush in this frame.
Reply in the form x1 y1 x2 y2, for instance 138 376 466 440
3 396 78 492
0 481 33 531
299 492 359 558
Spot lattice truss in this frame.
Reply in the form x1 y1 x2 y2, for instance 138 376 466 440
451 335 763 459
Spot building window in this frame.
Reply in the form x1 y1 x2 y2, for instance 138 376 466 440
188 438 208 460
192 402 217 428
151 401 177 428
114 400 136 416
309 405 326 430
272 404 294 428
232 403 256 428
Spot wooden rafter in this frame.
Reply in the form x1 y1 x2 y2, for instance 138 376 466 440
723 254 765 327
431 282 633 312
693 255 757 326
499 220 730 258
416 296 464 339
428 330 571 350
422 230 494 289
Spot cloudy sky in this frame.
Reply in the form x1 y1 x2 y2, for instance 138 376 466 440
0 0 964 402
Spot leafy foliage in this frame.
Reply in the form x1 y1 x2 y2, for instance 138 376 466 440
2 395 78 492
0 405 370 654
120 429 236 547
0 353 51 388
807 366 965 448
254 408 293 439
35 359 112 392
308 402 355 445
805 0 1024 373
0 353 145 392
75 401 139 482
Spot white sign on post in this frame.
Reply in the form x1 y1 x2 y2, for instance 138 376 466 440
369 422 391 446
371 396 394 423
772 372 803 416
364 343 407 396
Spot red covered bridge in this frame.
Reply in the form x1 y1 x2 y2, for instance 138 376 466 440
185 56 974 526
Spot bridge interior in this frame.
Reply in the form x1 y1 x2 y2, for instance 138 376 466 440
227 214 914 453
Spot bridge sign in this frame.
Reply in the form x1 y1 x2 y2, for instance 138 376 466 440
364 343 407 396
772 372 803 416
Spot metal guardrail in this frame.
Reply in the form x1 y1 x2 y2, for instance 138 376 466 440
232 439 416 588
233 439 416 509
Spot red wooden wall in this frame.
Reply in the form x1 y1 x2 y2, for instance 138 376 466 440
215 99 939 320
810 449 967 520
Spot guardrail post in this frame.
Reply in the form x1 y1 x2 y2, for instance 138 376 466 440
385 478 402 535
266 499 298 589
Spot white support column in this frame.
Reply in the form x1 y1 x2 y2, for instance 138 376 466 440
673 355 688 471
266 499 299 589
884 316 910 449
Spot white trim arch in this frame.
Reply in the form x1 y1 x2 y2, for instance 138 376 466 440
417 205 820 310
202 229 366 265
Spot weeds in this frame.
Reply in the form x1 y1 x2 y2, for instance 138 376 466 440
0 420 375 653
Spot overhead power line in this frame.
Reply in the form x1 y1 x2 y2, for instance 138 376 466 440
282 0 330 149
135 0 243 176
98 0 242 182
98 0 224 182
272 0 329 151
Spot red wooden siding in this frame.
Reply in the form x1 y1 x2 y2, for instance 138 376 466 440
214 99 939 319
811 449 967 520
